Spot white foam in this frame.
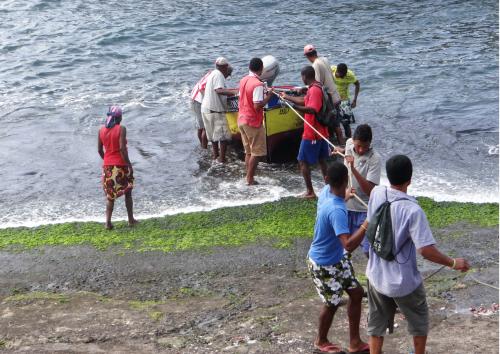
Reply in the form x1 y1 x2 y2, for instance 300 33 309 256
487 144 499 156
0 167 497 229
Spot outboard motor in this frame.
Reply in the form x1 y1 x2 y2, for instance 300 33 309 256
260 55 280 86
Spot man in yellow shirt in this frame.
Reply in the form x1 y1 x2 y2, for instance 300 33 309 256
332 63 360 138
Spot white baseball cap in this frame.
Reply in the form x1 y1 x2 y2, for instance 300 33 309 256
215 57 229 66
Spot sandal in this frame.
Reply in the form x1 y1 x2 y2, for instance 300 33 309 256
349 343 370 354
314 342 346 354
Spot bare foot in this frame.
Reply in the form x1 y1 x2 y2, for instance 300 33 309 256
105 223 114 230
128 219 139 227
348 341 369 353
247 180 259 186
299 192 317 199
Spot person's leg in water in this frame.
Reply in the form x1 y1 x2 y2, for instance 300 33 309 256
245 153 250 172
197 128 208 149
125 190 138 226
218 140 228 163
342 121 352 139
105 198 114 230
299 161 315 198
211 140 219 160
319 158 328 183
197 128 203 146
335 126 345 145
246 155 260 185
345 286 368 352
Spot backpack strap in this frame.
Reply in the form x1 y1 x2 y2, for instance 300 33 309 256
384 187 416 262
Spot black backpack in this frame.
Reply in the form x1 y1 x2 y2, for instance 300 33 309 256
312 84 339 128
366 188 413 261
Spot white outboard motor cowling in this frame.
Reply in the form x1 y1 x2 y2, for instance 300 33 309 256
260 55 280 86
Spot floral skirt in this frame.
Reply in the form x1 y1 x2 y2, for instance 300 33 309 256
102 165 134 201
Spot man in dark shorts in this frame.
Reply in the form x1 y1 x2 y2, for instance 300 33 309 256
280 66 330 199
307 162 370 354
366 155 470 354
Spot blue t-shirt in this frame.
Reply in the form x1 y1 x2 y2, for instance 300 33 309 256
308 185 350 266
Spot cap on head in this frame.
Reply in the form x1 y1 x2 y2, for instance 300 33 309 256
215 57 229 66
303 44 316 55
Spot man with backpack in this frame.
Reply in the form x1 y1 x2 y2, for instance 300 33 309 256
303 44 344 145
365 154 470 354
280 66 330 199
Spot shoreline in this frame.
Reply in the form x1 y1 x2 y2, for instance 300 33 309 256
0 196 497 252
1 187 499 230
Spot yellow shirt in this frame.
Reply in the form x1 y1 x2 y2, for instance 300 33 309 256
331 65 357 101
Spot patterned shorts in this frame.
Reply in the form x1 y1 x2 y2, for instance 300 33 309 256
102 165 134 201
339 100 355 124
307 254 360 307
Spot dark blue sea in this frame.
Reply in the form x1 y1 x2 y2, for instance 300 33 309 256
0 0 498 227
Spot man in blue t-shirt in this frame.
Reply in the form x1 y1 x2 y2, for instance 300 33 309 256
307 162 370 354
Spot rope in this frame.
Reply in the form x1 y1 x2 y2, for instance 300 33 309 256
469 274 499 290
276 94 369 209
423 264 499 290
423 265 446 281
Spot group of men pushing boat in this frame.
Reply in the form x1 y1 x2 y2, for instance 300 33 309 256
186 44 470 354
189 44 360 190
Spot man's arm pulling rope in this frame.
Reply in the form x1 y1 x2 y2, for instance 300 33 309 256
275 93 368 208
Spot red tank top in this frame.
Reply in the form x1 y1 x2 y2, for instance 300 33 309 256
237 74 264 128
99 125 127 166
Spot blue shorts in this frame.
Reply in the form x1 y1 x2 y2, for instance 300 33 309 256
348 210 369 254
297 139 330 165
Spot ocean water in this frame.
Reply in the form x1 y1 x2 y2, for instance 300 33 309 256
0 0 498 228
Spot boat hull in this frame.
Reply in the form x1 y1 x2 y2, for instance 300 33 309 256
226 99 303 163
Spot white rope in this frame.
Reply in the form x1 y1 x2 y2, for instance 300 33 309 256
276 95 368 208
470 274 500 290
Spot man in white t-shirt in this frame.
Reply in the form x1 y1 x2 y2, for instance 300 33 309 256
334 124 381 257
304 44 344 145
201 57 237 163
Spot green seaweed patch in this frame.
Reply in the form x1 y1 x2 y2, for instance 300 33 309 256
417 197 498 228
128 299 164 310
0 197 497 252
148 311 164 321
4 291 68 304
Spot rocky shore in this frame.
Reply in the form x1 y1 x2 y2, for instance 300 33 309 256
0 198 497 353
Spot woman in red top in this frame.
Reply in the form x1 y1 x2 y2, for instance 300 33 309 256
97 106 137 229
